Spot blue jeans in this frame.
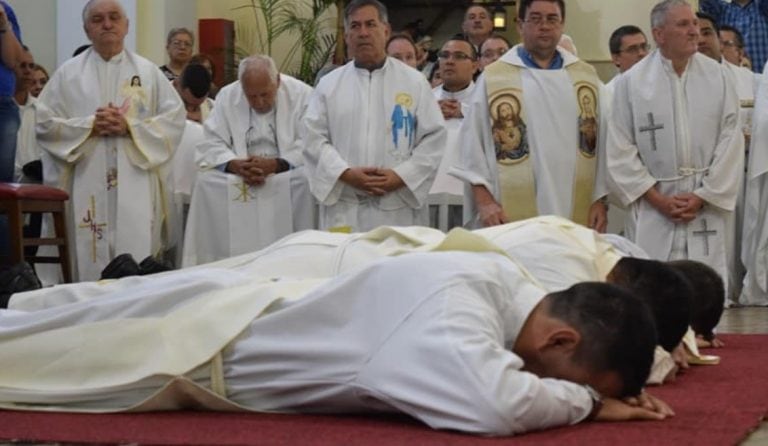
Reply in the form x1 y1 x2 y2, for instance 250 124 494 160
0 96 20 257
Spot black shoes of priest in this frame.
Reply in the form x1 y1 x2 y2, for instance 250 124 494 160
0 262 43 308
100 253 173 280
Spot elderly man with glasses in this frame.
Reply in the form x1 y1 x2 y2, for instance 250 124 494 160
451 0 609 233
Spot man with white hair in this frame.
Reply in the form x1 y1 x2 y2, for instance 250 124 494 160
303 0 445 232
35 0 185 281
607 0 742 297
183 55 313 266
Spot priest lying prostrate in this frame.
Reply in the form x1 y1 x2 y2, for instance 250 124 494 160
34 0 185 282
0 250 670 435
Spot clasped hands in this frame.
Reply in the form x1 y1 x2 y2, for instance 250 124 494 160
94 103 129 137
437 99 463 120
596 390 674 422
227 156 280 186
340 167 405 196
646 188 704 223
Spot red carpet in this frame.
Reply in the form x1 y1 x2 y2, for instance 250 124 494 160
0 334 765 445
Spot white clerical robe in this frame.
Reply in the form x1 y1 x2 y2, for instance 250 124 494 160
0 251 593 436
449 46 609 228
740 62 768 305
36 49 185 281
607 51 742 295
429 82 473 197
303 57 447 231
13 93 41 183
183 74 314 266
724 60 757 300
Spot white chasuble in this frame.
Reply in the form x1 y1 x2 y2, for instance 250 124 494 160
450 46 608 228
607 51 742 292
740 63 768 305
303 57 446 232
36 49 185 281
184 75 314 266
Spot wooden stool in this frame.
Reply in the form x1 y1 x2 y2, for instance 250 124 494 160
0 183 72 283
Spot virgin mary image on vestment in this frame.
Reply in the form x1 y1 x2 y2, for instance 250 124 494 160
491 93 529 163
577 85 597 157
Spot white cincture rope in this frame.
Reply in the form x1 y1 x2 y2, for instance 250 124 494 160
656 166 710 182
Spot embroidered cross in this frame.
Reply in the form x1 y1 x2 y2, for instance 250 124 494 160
693 219 717 257
77 195 107 263
233 181 254 203
639 112 664 151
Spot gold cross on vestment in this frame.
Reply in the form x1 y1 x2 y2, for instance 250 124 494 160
77 195 108 263
233 181 255 203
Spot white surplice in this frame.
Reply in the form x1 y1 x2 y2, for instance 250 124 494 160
35 48 185 281
429 82 473 196
303 57 446 231
607 51 742 294
0 250 593 436
13 93 41 183
449 46 609 227
183 74 314 266
740 62 768 305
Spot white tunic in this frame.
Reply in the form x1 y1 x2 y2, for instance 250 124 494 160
303 57 446 231
429 82 474 197
183 75 314 266
13 93 41 183
607 51 742 294
449 47 609 227
740 62 768 305
0 252 592 436
36 49 185 281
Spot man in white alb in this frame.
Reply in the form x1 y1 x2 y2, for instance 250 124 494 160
450 0 608 231
183 55 313 266
35 0 185 281
303 0 446 232
606 26 649 96
696 11 754 301
607 0 742 297
0 248 669 435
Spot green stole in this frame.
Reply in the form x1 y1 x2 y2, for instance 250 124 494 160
484 59 599 225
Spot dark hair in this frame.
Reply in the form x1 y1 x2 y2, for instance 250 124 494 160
344 0 388 29
696 11 719 34
667 260 724 341
720 24 745 49
73 44 92 57
611 257 692 352
442 36 478 60
609 25 645 54
189 53 216 79
386 33 417 55
464 4 492 20
180 63 212 98
518 0 566 22
480 34 512 54
545 282 657 397
428 60 440 82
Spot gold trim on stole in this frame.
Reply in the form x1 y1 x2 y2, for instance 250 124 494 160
484 59 599 225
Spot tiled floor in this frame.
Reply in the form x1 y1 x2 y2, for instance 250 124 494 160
718 307 768 445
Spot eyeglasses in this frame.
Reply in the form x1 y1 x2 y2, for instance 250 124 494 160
171 40 193 49
721 40 742 49
619 43 650 55
437 51 474 61
522 15 562 26
481 48 508 59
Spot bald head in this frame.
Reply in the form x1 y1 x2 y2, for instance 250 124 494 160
239 55 280 114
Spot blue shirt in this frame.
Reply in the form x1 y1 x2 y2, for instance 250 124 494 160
516 46 564 70
700 0 768 72
0 1 22 96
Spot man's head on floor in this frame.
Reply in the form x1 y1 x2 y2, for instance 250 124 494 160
667 259 725 342
514 282 657 398
608 257 692 352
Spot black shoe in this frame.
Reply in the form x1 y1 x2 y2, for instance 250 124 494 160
0 262 43 308
100 253 141 280
139 256 173 276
